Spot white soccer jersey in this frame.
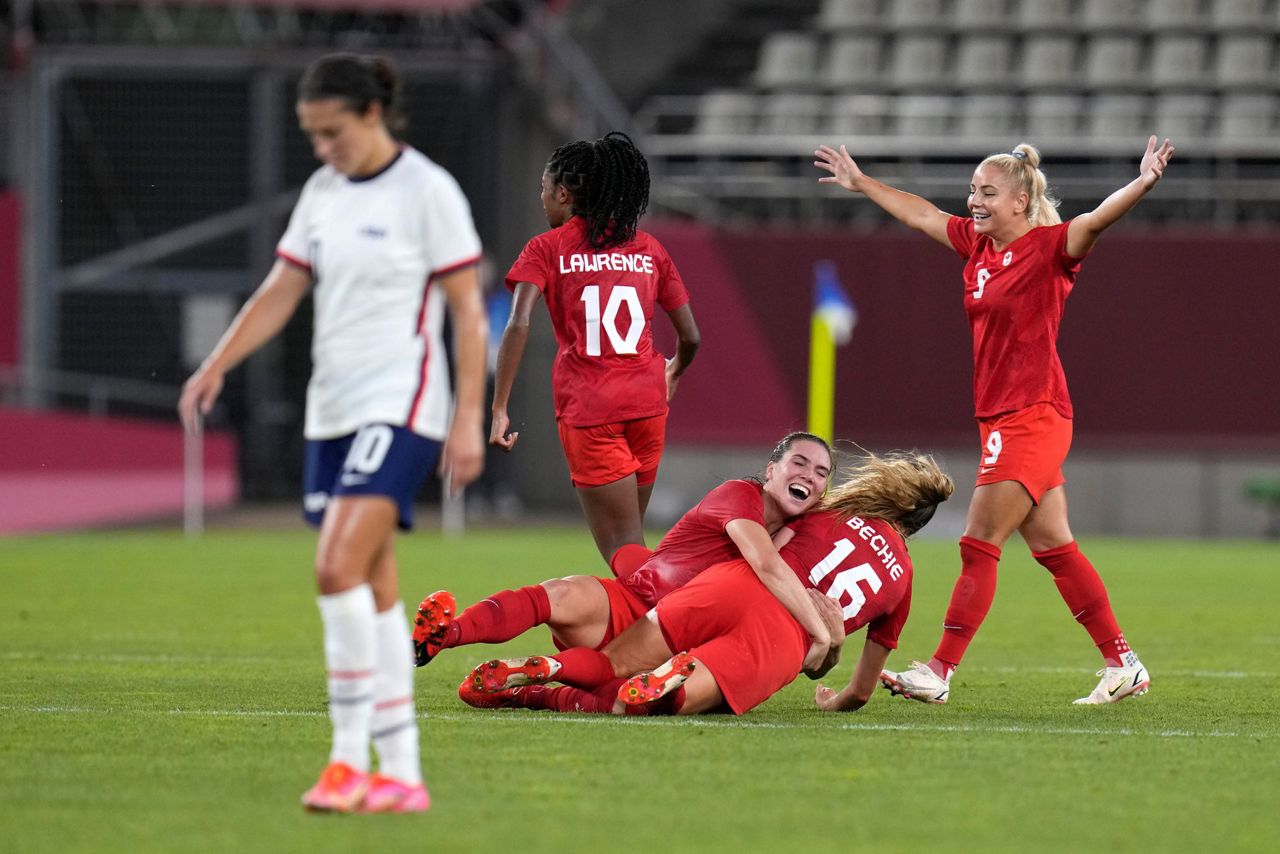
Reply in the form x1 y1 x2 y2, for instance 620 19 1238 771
276 147 482 441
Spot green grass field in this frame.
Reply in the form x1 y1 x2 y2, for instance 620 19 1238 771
2 526 1278 853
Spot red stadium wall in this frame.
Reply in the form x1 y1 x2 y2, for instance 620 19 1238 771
649 222 1280 450
0 408 238 534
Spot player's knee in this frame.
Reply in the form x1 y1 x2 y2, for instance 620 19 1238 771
314 545 364 593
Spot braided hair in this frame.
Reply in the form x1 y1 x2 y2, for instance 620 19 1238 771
545 131 650 250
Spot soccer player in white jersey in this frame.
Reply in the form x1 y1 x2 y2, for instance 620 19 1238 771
179 53 487 813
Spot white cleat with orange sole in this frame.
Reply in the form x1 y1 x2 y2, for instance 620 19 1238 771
1073 662 1150 705
880 661 950 704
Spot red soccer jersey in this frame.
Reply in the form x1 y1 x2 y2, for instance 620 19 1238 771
505 216 691 427
780 511 913 649
624 479 765 607
946 216 1082 420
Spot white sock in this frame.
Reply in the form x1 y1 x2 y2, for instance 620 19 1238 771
317 583 377 773
371 600 422 785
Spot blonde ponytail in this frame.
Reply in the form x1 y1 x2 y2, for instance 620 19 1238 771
980 143 1061 226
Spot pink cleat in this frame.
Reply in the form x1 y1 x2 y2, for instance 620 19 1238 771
412 590 457 667
465 656 561 693
618 651 696 706
301 762 369 813
360 774 430 813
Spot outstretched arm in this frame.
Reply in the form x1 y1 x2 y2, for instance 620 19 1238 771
814 144 954 249
726 518 832 672
1066 135 1175 259
813 637 892 712
663 303 700 402
489 281 542 451
177 260 311 432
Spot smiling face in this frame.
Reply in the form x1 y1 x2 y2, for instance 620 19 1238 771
296 98 389 177
967 164 1030 243
763 439 832 519
540 171 574 228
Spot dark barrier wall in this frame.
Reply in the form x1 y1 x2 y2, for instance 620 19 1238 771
0 192 18 365
649 221 1280 451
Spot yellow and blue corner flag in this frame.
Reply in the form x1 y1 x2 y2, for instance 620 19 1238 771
808 260 857 443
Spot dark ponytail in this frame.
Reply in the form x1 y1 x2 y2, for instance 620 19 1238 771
545 131 650 251
298 53 406 136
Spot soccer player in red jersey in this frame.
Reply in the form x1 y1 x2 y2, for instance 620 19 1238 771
814 136 1174 705
490 132 701 565
457 452 954 717
413 432 839 674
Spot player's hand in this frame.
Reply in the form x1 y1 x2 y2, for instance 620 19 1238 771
814 683 843 712
664 358 681 403
441 421 484 496
1138 135 1175 191
178 366 224 434
814 144 866 193
809 588 846 651
802 637 831 674
488 408 519 451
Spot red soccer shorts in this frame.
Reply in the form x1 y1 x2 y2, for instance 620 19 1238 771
975 402 1072 504
557 413 666 488
656 561 808 715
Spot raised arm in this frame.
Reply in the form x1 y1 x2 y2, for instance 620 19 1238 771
663 303 700 403
489 281 542 451
1067 135 1175 259
177 259 311 432
814 144 954 249
813 637 893 712
726 518 832 672
438 264 488 494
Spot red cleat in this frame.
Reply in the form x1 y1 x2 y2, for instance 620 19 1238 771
618 651 696 706
465 656 561 693
458 675 536 709
411 590 457 667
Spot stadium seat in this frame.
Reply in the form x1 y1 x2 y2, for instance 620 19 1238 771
1020 35 1079 91
955 35 1016 90
1025 94 1085 138
1219 93 1277 138
1210 0 1276 32
895 95 954 135
1147 0 1211 32
824 34 884 90
953 0 1013 32
1081 0 1146 32
829 93 894 136
758 93 827 135
815 0 881 33
755 32 821 90
1083 36 1145 91
957 93 1022 137
888 0 949 32
1216 35 1276 89
889 34 950 90
1089 94 1151 139
1151 35 1211 90
694 90 758 135
1018 0 1077 32
1153 93 1215 139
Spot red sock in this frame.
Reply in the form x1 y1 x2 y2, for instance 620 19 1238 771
447 585 552 647
1033 541 1126 666
932 536 1001 673
520 680 625 713
609 544 654 581
551 647 616 689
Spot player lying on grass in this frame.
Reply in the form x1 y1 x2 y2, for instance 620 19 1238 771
458 452 954 716
413 432 839 672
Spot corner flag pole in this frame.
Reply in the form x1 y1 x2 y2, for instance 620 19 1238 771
807 261 857 444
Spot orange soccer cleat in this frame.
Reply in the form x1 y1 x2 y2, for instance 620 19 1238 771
301 762 369 813
465 656 561 694
458 675 534 709
412 590 458 667
617 651 696 706
360 774 430 813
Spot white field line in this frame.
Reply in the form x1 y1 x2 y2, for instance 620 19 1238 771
0 705 1273 741
2 650 1274 681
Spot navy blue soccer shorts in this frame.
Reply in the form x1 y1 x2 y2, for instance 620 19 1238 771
302 423 441 531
